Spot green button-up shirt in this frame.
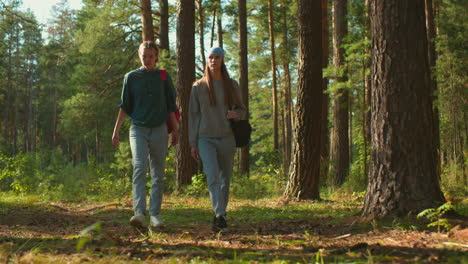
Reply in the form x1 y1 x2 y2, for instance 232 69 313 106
119 67 177 128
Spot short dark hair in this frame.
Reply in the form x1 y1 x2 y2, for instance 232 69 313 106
138 41 159 55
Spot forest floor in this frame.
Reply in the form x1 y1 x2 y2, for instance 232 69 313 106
0 194 467 263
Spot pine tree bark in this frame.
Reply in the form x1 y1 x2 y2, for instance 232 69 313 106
268 0 279 151
140 0 154 41
279 0 293 175
362 0 445 218
216 0 223 48
196 0 206 69
284 0 322 200
320 0 330 182
238 0 250 174
424 0 440 174
159 0 170 51
329 0 349 187
176 0 197 186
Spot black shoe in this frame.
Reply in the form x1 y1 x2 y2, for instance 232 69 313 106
212 215 227 231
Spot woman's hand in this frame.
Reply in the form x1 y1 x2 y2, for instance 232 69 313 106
226 110 238 120
191 147 199 161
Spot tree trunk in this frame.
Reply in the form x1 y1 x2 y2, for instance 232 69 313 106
140 0 154 41
238 0 250 174
159 0 170 51
268 0 279 151
425 0 440 175
210 8 216 48
329 0 349 187
176 0 197 186
5 42 12 153
284 0 322 200
362 0 445 218
216 0 223 48
320 0 330 183
196 0 206 69
364 0 371 181
279 0 293 175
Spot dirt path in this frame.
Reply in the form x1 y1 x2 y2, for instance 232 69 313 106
0 198 467 263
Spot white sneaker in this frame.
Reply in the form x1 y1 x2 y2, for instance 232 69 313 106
129 213 146 229
150 215 163 227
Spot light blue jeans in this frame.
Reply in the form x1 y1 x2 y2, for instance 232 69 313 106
198 136 236 217
129 123 168 216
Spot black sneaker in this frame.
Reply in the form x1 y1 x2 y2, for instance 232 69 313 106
212 215 227 231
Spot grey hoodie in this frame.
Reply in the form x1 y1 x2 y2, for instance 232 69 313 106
189 79 247 148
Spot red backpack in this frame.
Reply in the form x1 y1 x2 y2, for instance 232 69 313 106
160 69 180 134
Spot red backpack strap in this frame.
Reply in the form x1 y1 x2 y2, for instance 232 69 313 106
159 69 167 81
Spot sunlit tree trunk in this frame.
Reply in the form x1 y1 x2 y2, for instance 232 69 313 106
176 0 197 186
210 7 216 48
216 0 223 48
159 0 170 51
196 0 206 69
238 0 250 174
284 0 322 200
329 0 349 187
362 0 445 218
268 0 279 151
140 0 154 41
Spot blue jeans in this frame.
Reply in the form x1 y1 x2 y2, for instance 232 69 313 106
198 136 236 217
129 123 168 216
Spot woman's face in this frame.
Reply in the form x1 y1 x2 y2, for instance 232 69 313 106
139 47 158 71
208 54 223 73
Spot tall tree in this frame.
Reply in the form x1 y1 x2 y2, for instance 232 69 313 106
159 0 170 51
279 0 294 175
329 0 349 187
268 0 279 151
424 0 440 174
216 0 223 48
175 0 197 186
238 0 250 174
362 0 445 218
196 0 206 69
140 0 154 41
284 0 322 200
320 0 330 182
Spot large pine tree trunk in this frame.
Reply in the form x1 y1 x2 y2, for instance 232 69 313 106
329 0 349 187
176 0 197 186
238 0 250 174
284 0 322 200
362 0 445 218
268 0 279 151
140 0 154 41
159 0 170 51
320 0 330 182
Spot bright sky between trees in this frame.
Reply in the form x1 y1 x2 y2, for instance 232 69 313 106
21 0 83 25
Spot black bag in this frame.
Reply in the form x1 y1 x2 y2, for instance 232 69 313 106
230 119 252 147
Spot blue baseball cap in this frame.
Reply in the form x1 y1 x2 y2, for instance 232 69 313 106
207 47 226 57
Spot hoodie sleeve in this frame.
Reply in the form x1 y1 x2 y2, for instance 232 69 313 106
188 84 201 147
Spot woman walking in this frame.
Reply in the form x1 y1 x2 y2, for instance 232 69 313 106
189 47 247 231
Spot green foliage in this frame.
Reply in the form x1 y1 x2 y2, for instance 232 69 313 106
417 202 454 232
183 173 208 197
76 221 103 251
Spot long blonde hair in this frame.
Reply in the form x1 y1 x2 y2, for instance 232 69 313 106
198 62 238 107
